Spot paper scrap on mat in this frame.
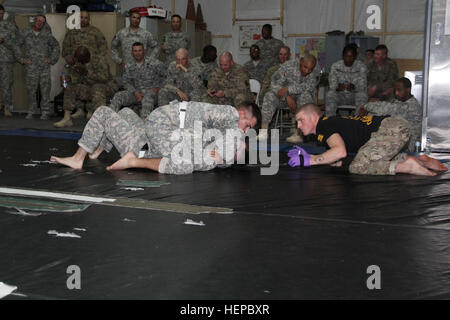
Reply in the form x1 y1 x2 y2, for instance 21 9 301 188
0 282 18 299
121 187 145 191
8 208 43 217
73 228 87 232
123 218 136 223
48 230 81 238
184 219 205 226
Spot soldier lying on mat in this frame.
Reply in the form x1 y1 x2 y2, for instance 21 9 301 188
287 103 447 176
50 101 261 175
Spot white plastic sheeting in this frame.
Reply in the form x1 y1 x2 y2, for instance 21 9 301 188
387 0 427 32
3 0 427 59
285 0 352 34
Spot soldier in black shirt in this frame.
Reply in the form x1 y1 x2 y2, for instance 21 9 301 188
287 103 447 176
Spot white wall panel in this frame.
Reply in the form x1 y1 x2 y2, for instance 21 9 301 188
386 0 426 32
385 34 424 59
285 0 351 34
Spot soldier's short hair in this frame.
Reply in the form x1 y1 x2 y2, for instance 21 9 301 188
35 14 46 22
0 5 5 11
132 42 144 48
172 14 182 21
396 77 412 89
375 44 388 55
279 46 291 54
262 24 272 31
202 45 217 63
238 101 262 130
295 103 322 116
343 44 357 57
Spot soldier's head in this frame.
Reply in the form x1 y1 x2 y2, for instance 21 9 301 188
80 10 90 28
132 42 145 62
374 44 388 64
394 77 412 102
219 52 234 73
249 45 260 61
261 24 272 40
171 14 182 32
236 101 262 132
365 49 374 60
74 46 91 64
342 44 357 67
202 45 217 63
129 12 141 28
176 48 189 68
299 54 316 77
295 103 322 136
0 5 5 21
33 15 46 32
278 46 291 64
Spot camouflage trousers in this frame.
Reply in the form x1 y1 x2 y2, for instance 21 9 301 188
64 83 115 113
158 87 203 107
78 106 148 157
261 90 314 124
349 116 410 175
25 66 51 114
0 62 14 107
326 90 368 116
109 89 157 119
201 93 253 108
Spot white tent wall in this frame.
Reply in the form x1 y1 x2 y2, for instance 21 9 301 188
2 0 426 61
151 0 426 63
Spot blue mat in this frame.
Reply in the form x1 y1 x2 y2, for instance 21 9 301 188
0 129 81 141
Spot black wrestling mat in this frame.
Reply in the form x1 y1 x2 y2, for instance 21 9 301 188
1 135 450 299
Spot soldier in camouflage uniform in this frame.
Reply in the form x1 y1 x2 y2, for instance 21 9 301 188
190 45 217 88
258 46 291 106
158 48 205 106
0 5 21 117
289 103 447 176
18 15 60 120
326 44 368 116
255 24 285 71
243 45 267 83
109 42 166 119
259 55 318 141
54 46 118 127
50 101 262 175
111 12 159 69
62 10 108 68
202 52 253 107
161 14 191 66
367 44 398 101
358 77 422 152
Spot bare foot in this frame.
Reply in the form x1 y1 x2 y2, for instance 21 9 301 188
89 146 104 160
50 155 84 169
417 155 448 172
106 152 137 171
396 157 437 176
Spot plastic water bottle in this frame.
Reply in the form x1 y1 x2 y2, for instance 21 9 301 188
42 4 47 14
425 136 432 154
414 141 421 154
61 72 68 89
115 0 121 13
